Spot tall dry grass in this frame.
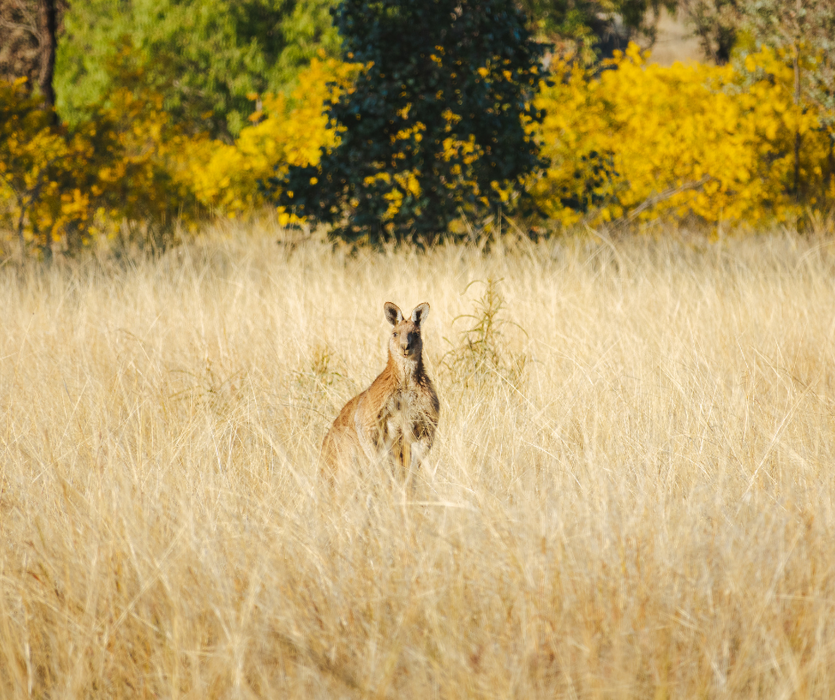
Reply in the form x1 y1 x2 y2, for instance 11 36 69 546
1 226 835 698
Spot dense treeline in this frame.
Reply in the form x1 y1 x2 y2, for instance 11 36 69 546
1 0 834 257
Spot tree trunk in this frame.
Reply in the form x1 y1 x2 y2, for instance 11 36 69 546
43 224 53 263
38 0 57 116
17 205 27 260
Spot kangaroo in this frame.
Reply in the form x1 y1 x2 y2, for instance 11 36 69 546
321 301 440 483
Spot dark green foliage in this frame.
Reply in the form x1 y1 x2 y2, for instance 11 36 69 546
272 0 547 244
560 151 619 214
55 0 340 139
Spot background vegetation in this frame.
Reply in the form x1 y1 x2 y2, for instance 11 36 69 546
1 0 835 256
272 0 547 244
55 0 341 138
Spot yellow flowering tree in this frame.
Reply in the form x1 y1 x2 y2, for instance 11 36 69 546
0 78 72 256
186 57 362 220
88 86 206 238
0 75 206 257
529 43 835 227
6 39 835 259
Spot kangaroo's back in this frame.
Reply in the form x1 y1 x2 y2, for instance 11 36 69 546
320 393 364 475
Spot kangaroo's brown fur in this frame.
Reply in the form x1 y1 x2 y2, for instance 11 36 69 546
321 302 440 482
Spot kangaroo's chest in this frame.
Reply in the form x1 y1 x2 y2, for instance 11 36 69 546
381 387 423 439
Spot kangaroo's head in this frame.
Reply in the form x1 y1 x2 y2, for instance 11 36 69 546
384 302 430 363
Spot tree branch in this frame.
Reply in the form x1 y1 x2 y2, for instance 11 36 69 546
625 174 714 222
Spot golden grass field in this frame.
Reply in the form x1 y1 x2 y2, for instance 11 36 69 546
2 225 835 698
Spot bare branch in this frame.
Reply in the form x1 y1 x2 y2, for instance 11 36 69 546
626 175 714 221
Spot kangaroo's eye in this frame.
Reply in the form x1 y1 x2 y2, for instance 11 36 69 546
393 332 399 337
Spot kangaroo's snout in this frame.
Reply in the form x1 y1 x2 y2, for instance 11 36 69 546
401 331 419 356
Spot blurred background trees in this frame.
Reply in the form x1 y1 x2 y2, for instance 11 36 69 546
520 0 678 63
678 0 739 64
272 0 546 244
2 0 835 258
55 0 341 139
739 0 835 118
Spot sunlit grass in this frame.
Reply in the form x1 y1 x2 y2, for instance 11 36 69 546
1 225 835 698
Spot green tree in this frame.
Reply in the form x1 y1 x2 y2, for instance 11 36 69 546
55 0 340 139
734 0 835 198
678 0 740 64
519 0 677 63
741 0 835 116
272 0 547 244
675 0 835 200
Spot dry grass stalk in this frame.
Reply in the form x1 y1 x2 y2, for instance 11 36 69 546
1 226 835 698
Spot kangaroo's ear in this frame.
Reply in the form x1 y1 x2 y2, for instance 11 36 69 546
411 302 430 325
384 302 404 325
